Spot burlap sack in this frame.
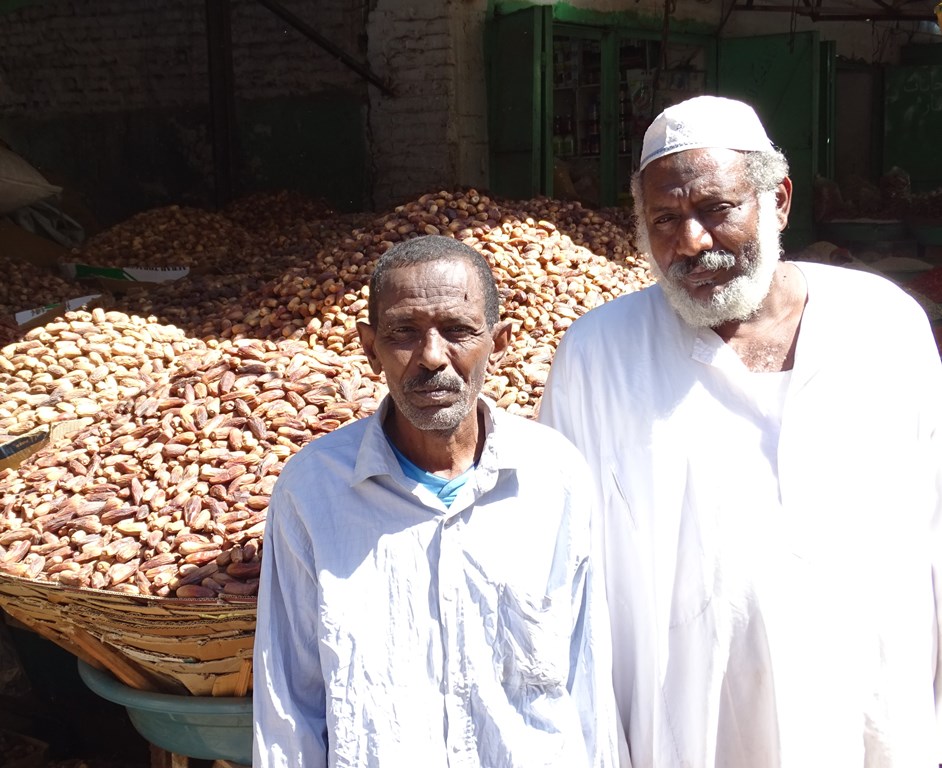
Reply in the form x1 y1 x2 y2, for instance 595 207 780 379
0 145 61 215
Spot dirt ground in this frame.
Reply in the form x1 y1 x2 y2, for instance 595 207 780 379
1 623 245 768
1 625 151 768
0 687 152 768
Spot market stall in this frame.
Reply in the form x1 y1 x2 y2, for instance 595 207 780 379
0 185 653 766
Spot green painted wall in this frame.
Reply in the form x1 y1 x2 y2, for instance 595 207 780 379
489 0 714 36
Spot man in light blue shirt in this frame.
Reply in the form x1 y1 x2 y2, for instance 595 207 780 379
253 235 625 767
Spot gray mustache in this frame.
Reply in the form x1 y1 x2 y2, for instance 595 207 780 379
404 372 463 393
668 251 736 279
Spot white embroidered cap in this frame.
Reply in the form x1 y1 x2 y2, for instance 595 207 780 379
638 95 774 172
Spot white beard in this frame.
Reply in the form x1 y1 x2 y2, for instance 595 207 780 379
638 192 783 328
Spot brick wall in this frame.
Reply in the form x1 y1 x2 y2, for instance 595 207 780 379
0 0 483 214
0 0 366 115
366 0 490 210
228 1 367 101
2 0 924 218
0 0 375 219
451 4 490 201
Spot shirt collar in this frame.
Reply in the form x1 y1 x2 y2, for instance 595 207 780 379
351 395 517 487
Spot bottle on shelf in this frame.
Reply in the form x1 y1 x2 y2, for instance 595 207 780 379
553 116 565 157
562 113 575 157
581 40 600 85
583 101 600 156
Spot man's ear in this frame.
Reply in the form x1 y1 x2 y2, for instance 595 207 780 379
487 319 514 373
356 321 383 375
775 177 793 232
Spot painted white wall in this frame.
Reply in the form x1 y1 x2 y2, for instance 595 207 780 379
367 0 491 209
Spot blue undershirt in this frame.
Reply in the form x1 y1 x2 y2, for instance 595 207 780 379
387 438 473 508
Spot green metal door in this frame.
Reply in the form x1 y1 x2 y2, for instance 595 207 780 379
487 6 553 200
884 65 942 193
718 32 823 252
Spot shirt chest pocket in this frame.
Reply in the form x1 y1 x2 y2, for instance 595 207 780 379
494 583 574 691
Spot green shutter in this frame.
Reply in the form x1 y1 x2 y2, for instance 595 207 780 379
719 31 823 251
487 6 552 199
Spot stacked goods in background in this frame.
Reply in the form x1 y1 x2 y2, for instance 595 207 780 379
0 188 654 695
0 144 83 345
814 168 942 223
810 168 942 352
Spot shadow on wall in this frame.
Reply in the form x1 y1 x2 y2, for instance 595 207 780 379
0 93 369 228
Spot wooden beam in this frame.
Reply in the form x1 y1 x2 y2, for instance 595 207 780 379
726 1 935 20
253 0 394 96
205 0 236 208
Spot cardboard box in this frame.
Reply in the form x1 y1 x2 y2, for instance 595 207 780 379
0 418 92 472
61 263 189 293
12 293 105 331
0 430 47 472
0 217 71 269
0 575 257 697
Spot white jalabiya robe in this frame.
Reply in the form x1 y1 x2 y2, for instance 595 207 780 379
540 261 942 767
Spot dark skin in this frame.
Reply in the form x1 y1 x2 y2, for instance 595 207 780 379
642 147 807 372
357 259 513 479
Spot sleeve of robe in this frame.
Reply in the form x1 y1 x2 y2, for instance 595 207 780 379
922 333 942 764
539 328 638 768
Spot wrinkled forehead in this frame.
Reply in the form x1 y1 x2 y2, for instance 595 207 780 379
376 258 485 314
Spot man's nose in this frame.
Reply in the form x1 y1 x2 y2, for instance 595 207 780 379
676 216 713 257
418 330 448 370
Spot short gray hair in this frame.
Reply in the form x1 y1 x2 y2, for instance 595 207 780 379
368 235 500 328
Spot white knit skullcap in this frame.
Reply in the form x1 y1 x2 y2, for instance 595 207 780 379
638 95 774 172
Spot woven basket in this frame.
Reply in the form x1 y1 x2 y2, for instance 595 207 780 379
0 573 256 697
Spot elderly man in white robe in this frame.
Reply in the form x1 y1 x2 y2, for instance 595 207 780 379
539 95 942 767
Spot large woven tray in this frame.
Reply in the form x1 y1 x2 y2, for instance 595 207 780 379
0 573 256 697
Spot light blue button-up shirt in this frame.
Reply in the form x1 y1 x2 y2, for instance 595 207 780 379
253 396 625 768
